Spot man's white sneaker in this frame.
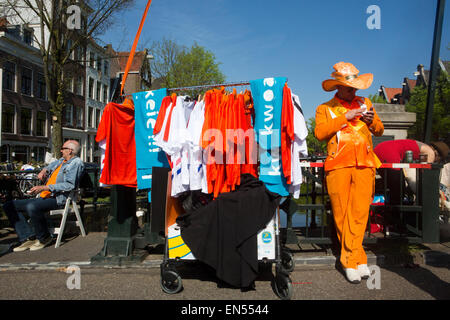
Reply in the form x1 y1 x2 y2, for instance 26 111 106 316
29 236 53 251
13 239 38 252
344 268 361 284
357 264 371 280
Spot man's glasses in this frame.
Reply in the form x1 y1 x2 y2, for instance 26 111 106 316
61 147 72 151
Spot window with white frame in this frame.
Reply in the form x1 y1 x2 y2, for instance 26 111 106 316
64 104 73 126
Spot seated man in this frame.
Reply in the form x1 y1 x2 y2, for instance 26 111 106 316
3 140 85 252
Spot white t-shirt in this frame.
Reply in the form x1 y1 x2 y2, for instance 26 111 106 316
98 139 111 187
186 100 206 191
158 97 208 197
289 93 308 199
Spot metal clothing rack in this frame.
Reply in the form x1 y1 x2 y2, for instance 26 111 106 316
167 81 251 92
118 81 250 100
120 78 287 98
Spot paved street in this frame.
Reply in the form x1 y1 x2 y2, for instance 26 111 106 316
1 226 449 308
0 262 448 300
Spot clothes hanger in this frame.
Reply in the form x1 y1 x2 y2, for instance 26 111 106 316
122 96 135 110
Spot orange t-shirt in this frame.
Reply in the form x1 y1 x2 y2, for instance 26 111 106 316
40 161 64 198
95 102 137 187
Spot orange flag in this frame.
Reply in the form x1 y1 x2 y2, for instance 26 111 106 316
120 0 153 97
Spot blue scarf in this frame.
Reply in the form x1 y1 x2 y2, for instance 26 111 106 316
250 77 289 196
133 89 170 200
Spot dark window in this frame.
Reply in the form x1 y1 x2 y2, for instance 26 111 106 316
13 145 28 163
20 108 32 135
90 52 95 68
103 84 108 103
33 146 46 162
75 106 83 128
96 81 101 101
95 109 101 128
23 29 33 45
36 111 46 136
67 39 73 58
3 61 16 91
77 76 83 96
88 77 94 99
2 103 15 134
21 67 32 96
1 145 9 162
88 107 93 128
37 73 46 99
68 77 73 92
6 25 20 39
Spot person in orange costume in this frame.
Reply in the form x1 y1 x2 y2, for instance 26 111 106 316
314 62 384 284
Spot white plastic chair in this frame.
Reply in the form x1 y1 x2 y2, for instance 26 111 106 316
49 189 86 248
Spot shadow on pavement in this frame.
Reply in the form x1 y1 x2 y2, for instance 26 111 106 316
382 260 450 299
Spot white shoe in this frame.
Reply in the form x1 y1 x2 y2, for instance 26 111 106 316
29 236 53 251
357 264 371 279
13 239 38 252
344 268 361 284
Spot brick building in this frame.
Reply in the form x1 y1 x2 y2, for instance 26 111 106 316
105 44 152 101
0 20 51 163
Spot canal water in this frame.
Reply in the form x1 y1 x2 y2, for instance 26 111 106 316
279 208 321 228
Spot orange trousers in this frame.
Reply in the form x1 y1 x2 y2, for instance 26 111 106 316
326 167 375 269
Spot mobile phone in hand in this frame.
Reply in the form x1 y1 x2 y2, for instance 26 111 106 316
362 105 373 115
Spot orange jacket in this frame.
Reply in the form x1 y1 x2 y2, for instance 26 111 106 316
314 96 384 171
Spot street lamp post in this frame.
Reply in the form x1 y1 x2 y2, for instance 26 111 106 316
423 0 446 144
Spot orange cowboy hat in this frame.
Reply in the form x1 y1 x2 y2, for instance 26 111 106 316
322 62 373 92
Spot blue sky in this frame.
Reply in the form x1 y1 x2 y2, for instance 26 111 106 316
100 0 450 121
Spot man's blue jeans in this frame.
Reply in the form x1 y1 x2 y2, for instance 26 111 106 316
3 198 59 242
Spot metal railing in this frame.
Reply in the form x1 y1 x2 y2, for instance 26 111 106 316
1 161 442 244
282 161 443 245
0 164 105 211
0 164 150 230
